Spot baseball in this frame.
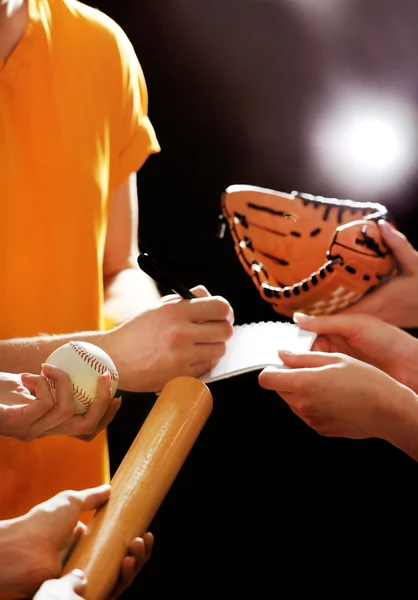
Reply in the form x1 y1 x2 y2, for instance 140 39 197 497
44 341 119 414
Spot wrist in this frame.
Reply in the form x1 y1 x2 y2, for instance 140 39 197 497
399 356 418 396
375 383 418 461
98 327 119 368
0 515 31 593
385 330 418 394
98 327 130 390
99 322 160 393
0 512 58 596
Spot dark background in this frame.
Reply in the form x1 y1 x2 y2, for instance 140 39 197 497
89 1 418 597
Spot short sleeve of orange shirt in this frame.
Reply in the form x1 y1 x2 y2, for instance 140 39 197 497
104 7 161 188
71 0 161 191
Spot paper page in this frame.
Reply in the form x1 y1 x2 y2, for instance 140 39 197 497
200 321 316 384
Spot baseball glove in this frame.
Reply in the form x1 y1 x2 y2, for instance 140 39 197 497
220 184 397 318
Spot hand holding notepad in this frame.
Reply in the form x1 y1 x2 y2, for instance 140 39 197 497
200 321 317 383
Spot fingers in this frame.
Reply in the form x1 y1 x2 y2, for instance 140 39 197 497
67 371 115 427
37 372 120 439
278 350 343 369
141 532 154 562
191 320 234 343
187 295 234 324
41 485 110 519
293 311 372 338
161 286 234 323
72 521 87 544
72 396 122 442
18 380 56 426
70 484 111 513
20 373 44 396
84 372 120 425
61 521 88 564
48 396 121 439
34 570 87 599
65 570 88 595
163 317 233 350
294 310 409 362
126 535 153 570
192 342 227 363
160 286 211 303
259 365 293 393
189 285 211 298
117 556 137 595
258 351 342 392
26 368 76 438
90 393 122 432
108 534 154 600
378 219 418 275
40 364 74 411
188 361 214 378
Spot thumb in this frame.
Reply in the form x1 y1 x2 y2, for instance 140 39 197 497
61 570 87 594
189 285 211 298
20 373 42 394
258 352 341 393
72 484 111 513
278 350 343 369
41 363 71 384
378 219 418 275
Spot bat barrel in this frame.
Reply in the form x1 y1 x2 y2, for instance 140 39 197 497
62 376 213 600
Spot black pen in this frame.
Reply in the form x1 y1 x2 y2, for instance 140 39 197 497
137 252 197 299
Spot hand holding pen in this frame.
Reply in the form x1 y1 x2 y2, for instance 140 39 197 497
99 253 234 393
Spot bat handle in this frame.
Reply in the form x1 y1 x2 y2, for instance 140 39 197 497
62 376 213 600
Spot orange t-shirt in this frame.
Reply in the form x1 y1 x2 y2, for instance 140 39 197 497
0 0 160 521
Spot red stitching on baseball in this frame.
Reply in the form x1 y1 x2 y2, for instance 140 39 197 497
73 385 92 408
47 379 92 409
69 342 119 382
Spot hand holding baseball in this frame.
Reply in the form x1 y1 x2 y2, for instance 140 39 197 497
18 341 121 441
0 371 51 441
0 363 120 442
29 364 121 441
44 342 119 415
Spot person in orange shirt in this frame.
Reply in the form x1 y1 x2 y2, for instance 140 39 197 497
0 0 234 593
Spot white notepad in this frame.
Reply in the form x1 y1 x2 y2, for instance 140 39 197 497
200 321 316 383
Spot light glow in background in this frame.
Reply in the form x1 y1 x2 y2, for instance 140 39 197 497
310 92 418 198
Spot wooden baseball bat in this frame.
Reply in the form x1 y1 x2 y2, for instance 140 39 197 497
62 376 213 600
